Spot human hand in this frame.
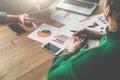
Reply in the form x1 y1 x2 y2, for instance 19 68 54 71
72 28 103 39
67 36 87 55
72 28 87 37
18 14 36 25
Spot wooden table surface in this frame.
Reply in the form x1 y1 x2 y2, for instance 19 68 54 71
0 0 104 80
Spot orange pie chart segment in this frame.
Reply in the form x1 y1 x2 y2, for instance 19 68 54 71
37 30 52 38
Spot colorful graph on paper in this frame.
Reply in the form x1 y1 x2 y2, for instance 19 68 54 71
27 23 59 44
37 30 52 38
90 22 99 27
52 34 69 44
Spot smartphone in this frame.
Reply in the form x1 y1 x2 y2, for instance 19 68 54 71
8 23 26 35
41 42 64 55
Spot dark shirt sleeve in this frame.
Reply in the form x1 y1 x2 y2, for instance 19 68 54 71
0 11 7 22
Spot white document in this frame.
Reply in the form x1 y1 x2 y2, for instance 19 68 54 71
62 13 86 26
82 14 108 34
87 39 100 48
91 13 108 33
66 13 86 22
58 23 84 37
27 23 59 44
50 10 86 26
49 33 69 49
82 19 102 32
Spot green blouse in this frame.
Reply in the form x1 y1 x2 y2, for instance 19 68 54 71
47 28 120 80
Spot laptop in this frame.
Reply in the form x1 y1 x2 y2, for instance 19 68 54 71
56 0 100 15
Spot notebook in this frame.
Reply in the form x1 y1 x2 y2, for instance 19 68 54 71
56 0 100 16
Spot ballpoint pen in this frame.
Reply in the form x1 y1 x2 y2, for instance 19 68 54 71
32 22 37 29
70 30 77 33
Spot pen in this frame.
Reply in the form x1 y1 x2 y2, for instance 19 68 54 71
70 30 77 33
32 22 37 29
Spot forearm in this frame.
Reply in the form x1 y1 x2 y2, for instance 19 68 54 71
92 30 104 39
86 28 104 39
5 14 20 22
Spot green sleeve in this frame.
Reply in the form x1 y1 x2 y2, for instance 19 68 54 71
52 54 71 64
47 54 78 80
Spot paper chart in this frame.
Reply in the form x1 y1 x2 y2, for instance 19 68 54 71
27 23 59 44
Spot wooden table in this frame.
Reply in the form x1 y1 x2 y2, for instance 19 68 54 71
0 0 104 80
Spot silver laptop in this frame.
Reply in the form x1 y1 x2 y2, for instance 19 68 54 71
56 0 99 15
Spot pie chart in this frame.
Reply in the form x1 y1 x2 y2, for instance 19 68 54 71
37 30 52 38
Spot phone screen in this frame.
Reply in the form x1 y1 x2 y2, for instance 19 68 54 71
8 23 26 35
43 43 61 54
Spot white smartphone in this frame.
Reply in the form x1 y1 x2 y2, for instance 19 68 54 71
41 42 64 55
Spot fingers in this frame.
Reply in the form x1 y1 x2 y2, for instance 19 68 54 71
68 31 88 54
80 34 87 39
74 35 88 47
68 37 86 54
22 14 29 17
24 17 34 24
79 38 85 43
24 15 36 22
73 34 87 43
73 37 85 45
72 28 86 37
20 14 36 25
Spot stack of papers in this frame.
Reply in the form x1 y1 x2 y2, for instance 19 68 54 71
28 12 108 50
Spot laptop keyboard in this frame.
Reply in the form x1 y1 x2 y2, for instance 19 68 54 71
84 0 99 3
64 0 95 9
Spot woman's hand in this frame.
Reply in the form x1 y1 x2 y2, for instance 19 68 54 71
72 28 104 39
67 36 87 55
18 14 36 25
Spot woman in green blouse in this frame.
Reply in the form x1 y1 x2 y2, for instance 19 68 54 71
47 0 120 80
